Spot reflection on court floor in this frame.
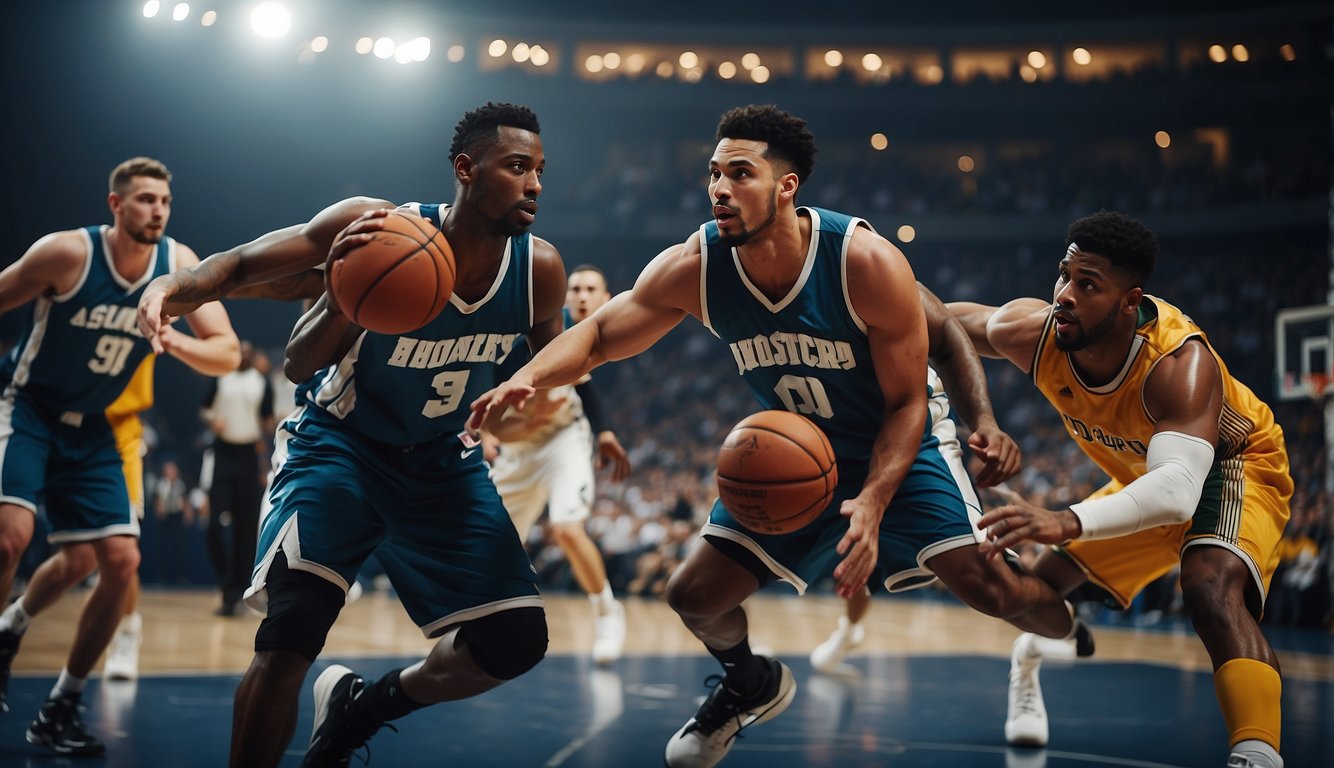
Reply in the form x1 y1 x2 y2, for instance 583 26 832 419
1 650 1330 767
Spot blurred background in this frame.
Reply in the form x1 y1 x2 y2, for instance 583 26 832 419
2 0 1331 630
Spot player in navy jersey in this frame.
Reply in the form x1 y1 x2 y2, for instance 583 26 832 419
471 105 1085 767
136 104 564 768
0 157 240 756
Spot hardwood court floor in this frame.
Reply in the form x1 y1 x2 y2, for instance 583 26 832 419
3 588 1332 767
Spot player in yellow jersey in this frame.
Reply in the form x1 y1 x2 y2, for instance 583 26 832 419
949 211 1291 768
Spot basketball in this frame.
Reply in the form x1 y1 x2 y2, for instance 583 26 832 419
329 210 456 334
716 410 838 535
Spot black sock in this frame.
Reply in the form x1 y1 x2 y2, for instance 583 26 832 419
708 638 766 696
352 669 427 723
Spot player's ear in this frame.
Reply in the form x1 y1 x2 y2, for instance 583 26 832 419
454 153 474 184
777 172 799 202
1123 286 1144 315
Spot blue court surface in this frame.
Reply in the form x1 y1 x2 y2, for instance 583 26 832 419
2 649 1329 767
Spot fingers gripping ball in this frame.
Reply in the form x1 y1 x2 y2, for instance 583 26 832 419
330 210 456 334
716 410 838 535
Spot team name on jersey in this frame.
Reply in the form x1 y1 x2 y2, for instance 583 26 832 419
68 305 144 337
729 332 856 375
386 333 522 370
1061 414 1148 455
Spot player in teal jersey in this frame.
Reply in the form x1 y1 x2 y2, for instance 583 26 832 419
471 105 1086 768
136 104 566 768
0 157 239 756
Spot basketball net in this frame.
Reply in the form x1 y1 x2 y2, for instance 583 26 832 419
1308 371 1332 399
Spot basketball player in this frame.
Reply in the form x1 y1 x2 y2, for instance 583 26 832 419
948 211 1291 768
470 105 1083 767
136 103 562 768
487 264 631 664
809 281 1024 673
0 157 241 755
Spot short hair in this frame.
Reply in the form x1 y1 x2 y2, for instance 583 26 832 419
448 102 541 162
568 264 607 282
716 105 817 183
1066 211 1158 286
109 157 171 196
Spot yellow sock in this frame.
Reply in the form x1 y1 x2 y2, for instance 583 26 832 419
1213 658 1281 750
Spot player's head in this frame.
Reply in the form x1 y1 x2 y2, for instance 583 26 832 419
1052 211 1159 351
710 105 816 247
108 156 172 245
449 102 543 236
566 264 611 322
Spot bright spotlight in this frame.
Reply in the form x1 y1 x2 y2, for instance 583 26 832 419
679 51 698 69
603 51 621 69
897 225 916 243
1155 130 1171 148
143 1 161 18
870 133 888 151
861 53 882 71
373 37 395 59
200 9 217 26
718 61 736 79
250 2 291 39
488 39 507 58
355 37 373 55
1027 50 1046 69
1208 44 1227 63
409 37 430 62
512 42 531 63
751 65 770 83
394 46 413 64
585 55 604 73
824 49 843 67
741 52 760 70
172 3 189 21
311 36 328 53
530 46 549 66
1231 44 1249 62
447 44 465 62
1072 47 1091 65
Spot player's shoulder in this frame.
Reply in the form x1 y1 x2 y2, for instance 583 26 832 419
26 228 91 271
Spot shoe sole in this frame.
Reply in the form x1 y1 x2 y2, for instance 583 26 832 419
310 664 353 742
25 729 106 756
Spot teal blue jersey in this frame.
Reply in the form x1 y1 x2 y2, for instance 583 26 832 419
701 207 917 462
5 226 174 413
306 203 533 446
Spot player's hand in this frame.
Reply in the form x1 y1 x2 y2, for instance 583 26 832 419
833 495 881 598
137 277 177 354
967 424 1022 487
481 431 502 463
596 430 631 482
977 493 1082 558
468 377 538 434
324 209 393 316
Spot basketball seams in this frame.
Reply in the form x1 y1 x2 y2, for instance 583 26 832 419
335 211 455 333
389 210 457 323
349 235 435 326
717 413 837 530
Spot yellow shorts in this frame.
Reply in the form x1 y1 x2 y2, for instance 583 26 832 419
109 412 145 519
1059 450 1292 609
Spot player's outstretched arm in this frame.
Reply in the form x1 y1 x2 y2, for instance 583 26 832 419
153 245 241 376
919 283 1019 486
137 196 391 349
834 229 929 599
469 239 696 431
0 232 85 315
947 298 1049 373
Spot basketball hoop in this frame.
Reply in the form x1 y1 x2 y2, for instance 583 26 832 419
1308 372 1331 399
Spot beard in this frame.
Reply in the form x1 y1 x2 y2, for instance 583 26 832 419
717 196 778 248
127 223 161 245
1053 304 1119 351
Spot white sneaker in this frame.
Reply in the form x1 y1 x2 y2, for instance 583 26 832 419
1005 633 1048 747
809 616 866 673
665 657 796 767
104 613 142 681
592 599 626 665
1227 740 1284 767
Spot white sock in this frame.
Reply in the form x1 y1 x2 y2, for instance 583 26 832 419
1231 739 1282 767
119 611 143 635
51 669 87 699
589 582 615 613
0 595 31 635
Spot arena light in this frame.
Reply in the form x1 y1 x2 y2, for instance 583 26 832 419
741 52 760 70
488 39 507 58
1231 44 1249 62
920 64 943 84
200 9 217 26
1072 47 1091 65
718 61 737 79
896 225 916 243
824 49 843 68
684 68 703 83
1019 65 1038 82
447 44 465 62
957 155 975 172
861 53 882 71
250 2 291 39
869 133 888 151
1027 51 1046 69
585 54 604 73
172 3 190 21
1279 43 1295 61
1208 44 1227 63
311 36 327 53
354 36 373 55
373 37 395 59
512 42 531 63
750 65 770 83
679 51 698 69
406 37 430 62
530 46 549 67
143 1 161 18
1155 130 1171 148
603 52 621 70
626 53 646 74
655 61 673 78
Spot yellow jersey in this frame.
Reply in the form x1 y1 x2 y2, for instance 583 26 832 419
105 355 155 419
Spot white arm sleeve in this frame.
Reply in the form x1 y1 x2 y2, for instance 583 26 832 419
1069 431 1216 540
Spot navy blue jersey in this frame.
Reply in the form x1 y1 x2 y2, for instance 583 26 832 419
306 203 533 446
701 207 920 462
5 226 174 413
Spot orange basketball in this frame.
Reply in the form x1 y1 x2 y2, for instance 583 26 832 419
329 210 456 334
716 410 838 535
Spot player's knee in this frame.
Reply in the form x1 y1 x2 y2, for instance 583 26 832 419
549 520 588 549
459 607 548 680
953 577 1015 619
665 564 719 618
97 538 141 584
0 528 32 567
59 544 100 582
254 559 345 662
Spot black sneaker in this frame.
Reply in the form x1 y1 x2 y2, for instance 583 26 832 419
25 693 106 756
1073 619 1096 658
664 656 796 767
302 665 392 768
0 628 21 713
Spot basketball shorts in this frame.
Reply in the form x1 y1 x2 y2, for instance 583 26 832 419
109 412 145 519
490 417 595 539
702 421 983 594
1058 451 1293 609
245 407 543 637
0 392 139 542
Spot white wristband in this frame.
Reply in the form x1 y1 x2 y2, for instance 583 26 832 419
1070 430 1215 540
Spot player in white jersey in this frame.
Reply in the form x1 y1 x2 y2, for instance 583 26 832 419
488 265 631 663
